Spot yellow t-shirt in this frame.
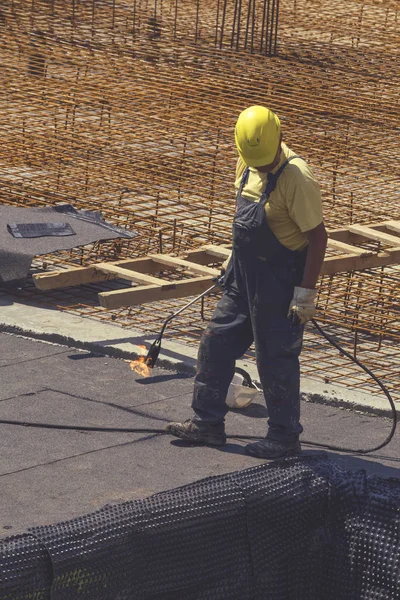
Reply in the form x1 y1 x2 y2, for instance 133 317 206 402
235 143 323 251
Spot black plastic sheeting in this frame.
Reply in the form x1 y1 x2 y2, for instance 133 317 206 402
0 456 399 599
0 203 137 284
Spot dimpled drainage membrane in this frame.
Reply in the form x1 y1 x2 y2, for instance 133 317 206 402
0 456 399 599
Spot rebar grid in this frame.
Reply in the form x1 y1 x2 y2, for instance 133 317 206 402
1 1 399 242
0 0 399 399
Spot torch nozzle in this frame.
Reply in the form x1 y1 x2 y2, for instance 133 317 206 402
145 337 162 368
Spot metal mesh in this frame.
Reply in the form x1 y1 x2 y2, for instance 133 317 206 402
0 0 399 400
1 456 399 599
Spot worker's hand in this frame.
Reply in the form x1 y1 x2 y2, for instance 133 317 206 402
288 286 317 325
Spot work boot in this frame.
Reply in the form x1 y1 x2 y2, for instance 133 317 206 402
245 438 301 459
165 418 226 446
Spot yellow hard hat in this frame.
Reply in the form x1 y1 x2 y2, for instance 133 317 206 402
234 106 281 167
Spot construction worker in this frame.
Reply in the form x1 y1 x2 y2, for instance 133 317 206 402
166 106 327 459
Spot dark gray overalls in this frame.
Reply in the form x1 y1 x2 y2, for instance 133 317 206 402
192 157 308 442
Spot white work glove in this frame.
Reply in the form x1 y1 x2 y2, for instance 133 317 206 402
288 286 317 325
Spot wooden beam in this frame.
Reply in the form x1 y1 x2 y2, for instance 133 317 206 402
327 238 373 256
327 227 365 244
149 254 219 276
98 276 216 309
327 221 400 245
34 265 114 290
111 257 176 274
375 221 400 236
347 225 400 246
199 245 232 259
386 246 400 255
33 257 172 290
321 249 400 275
183 246 231 265
182 249 218 265
93 264 165 286
33 220 400 298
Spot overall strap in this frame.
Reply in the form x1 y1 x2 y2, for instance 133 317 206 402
260 155 301 207
237 167 250 200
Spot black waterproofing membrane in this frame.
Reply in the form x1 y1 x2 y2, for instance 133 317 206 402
0 204 138 284
0 455 399 599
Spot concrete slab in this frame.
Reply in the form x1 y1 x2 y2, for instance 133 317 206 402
0 331 69 367
0 418 147 474
0 331 399 540
0 353 194 409
1 294 397 418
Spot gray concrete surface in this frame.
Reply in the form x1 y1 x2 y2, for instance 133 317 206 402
0 327 399 539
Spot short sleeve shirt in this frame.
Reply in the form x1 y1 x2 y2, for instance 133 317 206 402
235 143 323 251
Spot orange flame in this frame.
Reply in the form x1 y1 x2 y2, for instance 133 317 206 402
129 345 152 378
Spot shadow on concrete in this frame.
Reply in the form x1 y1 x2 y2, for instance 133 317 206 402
230 402 268 419
0 290 15 306
67 352 103 360
169 439 246 456
136 373 193 385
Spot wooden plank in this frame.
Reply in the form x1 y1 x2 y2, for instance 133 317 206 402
327 238 373 256
327 221 400 245
199 244 232 261
321 249 400 275
347 225 400 246
386 246 400 255
33 220 400 297
199 245 232 259
33 257 172 290
377 221 400 235
100 251 400 307
34 265 115 290
183 247 231 265
182 249 218 265
110 257 176 274
149 254 219 276
98 276 216 309
93 264 165 286
327 227 365 244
